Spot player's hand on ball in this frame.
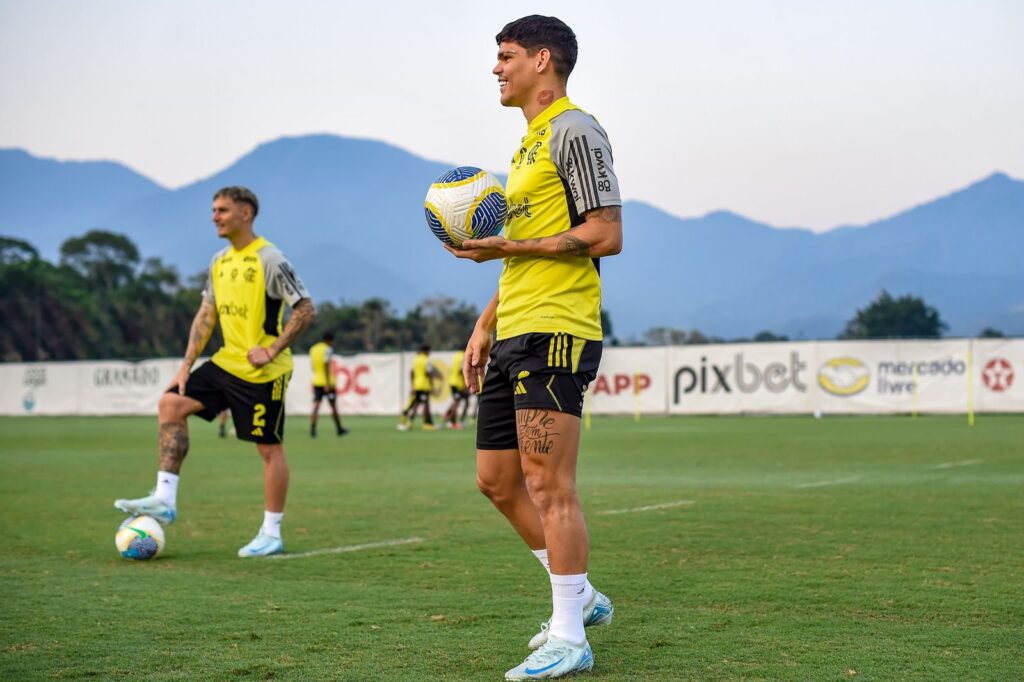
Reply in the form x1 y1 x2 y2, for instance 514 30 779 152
247 346 275 368
445 236 509 263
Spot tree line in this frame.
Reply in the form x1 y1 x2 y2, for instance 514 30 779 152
0 231 480 362
2 230 1000 362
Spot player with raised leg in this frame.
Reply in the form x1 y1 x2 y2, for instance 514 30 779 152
447 16 623 680
114 186 316 558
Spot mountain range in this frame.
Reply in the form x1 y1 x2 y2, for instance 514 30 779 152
2 136 1022 339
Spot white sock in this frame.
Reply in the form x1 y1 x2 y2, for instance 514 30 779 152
154 471 179 506
261 511 284 538
535 549 597 599
549 572 589 645
532 548 551 574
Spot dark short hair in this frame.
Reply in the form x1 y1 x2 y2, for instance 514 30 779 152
419 345 431 353
213 186 259 218
496 15 578 79
323 332 335 342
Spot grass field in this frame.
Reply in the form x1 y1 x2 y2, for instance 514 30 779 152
0 414 1021 680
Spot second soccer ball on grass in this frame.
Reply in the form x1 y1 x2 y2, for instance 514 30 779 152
115 515 165 560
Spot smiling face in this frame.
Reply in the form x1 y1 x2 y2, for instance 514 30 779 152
493 41 541 109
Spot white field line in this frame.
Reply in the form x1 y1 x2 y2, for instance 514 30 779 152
597 500 695 515
269 536 425 560
795 475 862 489
929 459 984 470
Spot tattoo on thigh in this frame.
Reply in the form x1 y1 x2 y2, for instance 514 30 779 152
516 409 560 456
158 422 189 474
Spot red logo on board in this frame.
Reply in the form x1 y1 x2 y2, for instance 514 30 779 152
981 358 1014 392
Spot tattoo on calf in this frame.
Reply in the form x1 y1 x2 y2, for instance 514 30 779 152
158 422 189 474
517 409 560 456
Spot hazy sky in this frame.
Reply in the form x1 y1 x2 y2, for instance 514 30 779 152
1 0 1022 231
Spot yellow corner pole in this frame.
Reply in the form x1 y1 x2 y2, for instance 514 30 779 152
911 362 918 419
967 341 975 427
634 372 642 423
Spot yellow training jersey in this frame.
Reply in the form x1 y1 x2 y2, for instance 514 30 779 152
412 353 433 392
497 97 622 341
202 236 310 383
449 350 466 390
309 341 334 388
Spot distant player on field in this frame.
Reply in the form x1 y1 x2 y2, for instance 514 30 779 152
309 332 348 438
217 408 229 438
444 348 470 429
115 186 316 558
446 15 623 680
398 345 440 431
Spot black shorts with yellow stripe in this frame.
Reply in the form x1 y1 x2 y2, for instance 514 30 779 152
476 332 602 451
174 361 291 444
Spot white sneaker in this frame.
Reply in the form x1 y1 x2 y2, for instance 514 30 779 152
505 635 594 680
529 590 613 649
114 493 177 525
237 532 284 558
396 423 410 431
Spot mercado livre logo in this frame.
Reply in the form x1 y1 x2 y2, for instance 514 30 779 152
818 357 870 397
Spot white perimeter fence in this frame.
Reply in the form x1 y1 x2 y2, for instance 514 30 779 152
2 339 1021 417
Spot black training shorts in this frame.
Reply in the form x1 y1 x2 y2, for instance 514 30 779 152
313 385 336 403
172 361 291 444
476 332 602 450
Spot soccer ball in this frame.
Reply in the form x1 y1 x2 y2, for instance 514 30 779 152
115 515 165 560
424 166 507 247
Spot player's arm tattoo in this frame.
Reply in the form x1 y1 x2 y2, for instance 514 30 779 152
557 229 592 257
268 298 316 357
184 301 217 365
554 206 622 257
158 422 189 474
516 409 560 456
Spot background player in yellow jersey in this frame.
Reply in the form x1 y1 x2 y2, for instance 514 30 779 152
309 331 348 438
444 348 470 429
115 186 316 558
398 345 440 431
447 15 623 680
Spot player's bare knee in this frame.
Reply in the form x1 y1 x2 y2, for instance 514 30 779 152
525 472 576 511
476 472 512 505
158 393 191 423
255 443 283 463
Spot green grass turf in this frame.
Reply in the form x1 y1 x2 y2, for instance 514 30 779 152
0 414 1021 680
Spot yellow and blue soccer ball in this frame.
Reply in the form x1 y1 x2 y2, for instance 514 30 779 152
424 167 507 248
115 515 165 560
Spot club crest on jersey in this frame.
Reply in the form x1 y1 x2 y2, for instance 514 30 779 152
513 146 528 168
526 141 542 165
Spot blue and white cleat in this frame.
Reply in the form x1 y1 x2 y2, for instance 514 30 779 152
505 635 594 680
238 532 284 558
528 590 613 649
114 494 177 525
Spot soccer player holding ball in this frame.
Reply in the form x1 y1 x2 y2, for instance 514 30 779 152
446 16 623 680
115 186 316 558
